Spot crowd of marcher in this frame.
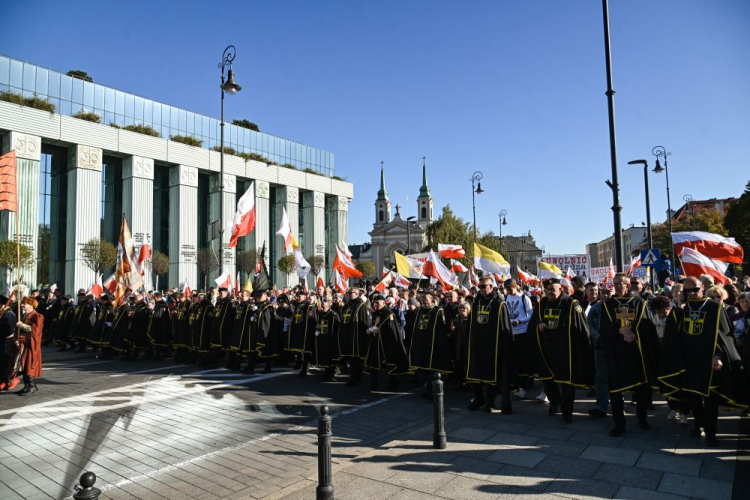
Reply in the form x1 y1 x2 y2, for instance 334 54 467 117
2 272 749 445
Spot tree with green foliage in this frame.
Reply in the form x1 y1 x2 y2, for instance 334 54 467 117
196 247 218 291
0 241 34 290
724 181 750 268
151 251 170 291
79 238 117 277
425 205 505 267
278 255 296 277
236 249 259 276
307 255 325 278
356 261 377 280
232 119 260 132
67 70 93 82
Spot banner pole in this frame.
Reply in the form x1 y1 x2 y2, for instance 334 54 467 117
15 157 20 319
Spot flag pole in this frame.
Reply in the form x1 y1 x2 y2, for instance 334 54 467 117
15 157 20 320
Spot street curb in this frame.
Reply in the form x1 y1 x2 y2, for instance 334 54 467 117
41 350 96 364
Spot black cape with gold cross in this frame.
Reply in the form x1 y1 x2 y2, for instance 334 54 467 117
600 296 661 393
314 309 341 367
528 295 594 388
228 300 253 353
210 297 235 349
287 302 318 354
465 295 513 384
250 301 274 357
366 307 409 375
338 300 371 359
409 305 453 373
659 298 747 408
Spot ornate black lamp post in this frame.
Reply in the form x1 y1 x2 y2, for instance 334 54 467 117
652 146 674 274
471 171 484 241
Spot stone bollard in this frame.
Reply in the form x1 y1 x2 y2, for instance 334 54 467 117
73 471 101 500
432 373 447 449
316 405 334 500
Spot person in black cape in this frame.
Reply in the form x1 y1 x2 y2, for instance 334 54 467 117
366 294 409 391
338 287 371 387
227 289 252 370
194 293 215 365
528 278 594 423
70 292 96 352
465 276 514 413
125 293 151 360
171 294 191 362
286 290 318 376
90 295 115 357
51 295 75 350
208 288 233 368
599 273 661 436
147 292 172 360
315 295 341 381
659 276 748 446
409 290 453 399
246 289 274 373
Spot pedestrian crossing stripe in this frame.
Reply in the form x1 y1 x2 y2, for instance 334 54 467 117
642 250 658 265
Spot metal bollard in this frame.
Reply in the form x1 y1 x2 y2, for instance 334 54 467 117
73 471 101 500
316 405 334 500
432 373 447 449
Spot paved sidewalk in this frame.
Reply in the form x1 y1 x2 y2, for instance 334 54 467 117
276 388 747 500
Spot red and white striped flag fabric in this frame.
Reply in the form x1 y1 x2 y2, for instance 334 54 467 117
607 258 616 282
215 271 231 290
103 274 118 294
182 279 192 297
228 182 256 247
469 266 480 287
137 238 151 275
627 255 642 276
672 231 744 264
0 150 18 213
275 208 298 253
375 272 395 293
382 267 390 278
438 244 465 259
679 247 730 285
86 275 104 298
393 273 411 289
317 276 324 288
450 259 468 273
333 245 362 279
423 250 457 290
517 269 533 283
333 267 347 294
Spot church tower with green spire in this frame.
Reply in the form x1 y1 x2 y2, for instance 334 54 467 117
374 161 391 226
416 157 434 226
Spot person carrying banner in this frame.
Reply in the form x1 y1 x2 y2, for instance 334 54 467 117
659 276 748 446
599 273 661 436
528 278 594 423
466 276 514 413
12 297 44 396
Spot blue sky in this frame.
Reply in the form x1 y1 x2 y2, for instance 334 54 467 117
4 1 749 255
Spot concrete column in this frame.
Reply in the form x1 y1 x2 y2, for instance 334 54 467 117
168 165 198 289
250 180 270 265
65 145 102 292
326 195 349 277
209 173 236 287
122 155 154 269
272 186 299 289
303 191 326 285
1 132 41 290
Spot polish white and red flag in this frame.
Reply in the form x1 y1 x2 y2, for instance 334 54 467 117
182 279 192 297
393 273 411 289
517 269 534 283
565 267 576 280
423 250 457 290
333 267 347 294
255 259 263 275
672 231 744 264
137 238 151 275
86 275 104 298
317 276 324 288
627 255 642 276
103 273 118 294
450 259 468 273
333 245 362 279
375 272 395 293
275 207 299 253
215 271 232 290
228 182 256 248
438 244 465 259
469 266 480 287
382 267 391 278
606 258 616 283
679 247 730 285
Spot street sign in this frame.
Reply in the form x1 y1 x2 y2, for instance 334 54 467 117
640 248 661 267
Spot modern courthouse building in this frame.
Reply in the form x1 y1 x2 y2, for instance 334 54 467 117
0 54 353 292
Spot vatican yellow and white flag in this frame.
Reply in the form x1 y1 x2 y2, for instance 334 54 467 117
538 261 563 280
394 251 424 279
473 243 510 277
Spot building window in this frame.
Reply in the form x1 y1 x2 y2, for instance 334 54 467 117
152 165 170 256
421 207 427 219
38 145 68 287
379 210 384 222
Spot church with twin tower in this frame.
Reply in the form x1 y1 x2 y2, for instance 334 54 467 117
361 159 434 272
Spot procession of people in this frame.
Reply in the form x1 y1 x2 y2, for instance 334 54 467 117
3 267 749 447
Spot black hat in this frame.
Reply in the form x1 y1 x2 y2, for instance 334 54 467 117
252 289 267 297
218 287 228 293
372 294 386 302
544 278 561 286
277 293 289 303
0 294 8 306
100 295 111 301
571 275 585 287
77 291 86 296
422 289 436 298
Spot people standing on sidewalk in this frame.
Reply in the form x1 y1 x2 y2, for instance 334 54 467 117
147 292 171 360
465 276 514 414
339 288 371 387
599 273 661 436
70 292 96 353
409 290 452 400
314 295 341 381
13 297 44 396
504 280 534 399
659 276 748 446
528 278 594 423
586 282 611 418
366 294 409 391
0 294 18 391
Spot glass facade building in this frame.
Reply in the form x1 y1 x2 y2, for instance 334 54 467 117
0 54 334 176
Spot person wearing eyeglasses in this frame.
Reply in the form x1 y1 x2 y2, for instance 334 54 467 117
465 276 514 414
659 277 747 446
528 278 593 423
598 273 661 436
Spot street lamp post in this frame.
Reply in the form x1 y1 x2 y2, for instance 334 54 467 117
406 216 416 254
683 194 695 230
218 45 242 279
628 159 654 289
471 171 484 241
652 146 674 275
498 210 507 249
